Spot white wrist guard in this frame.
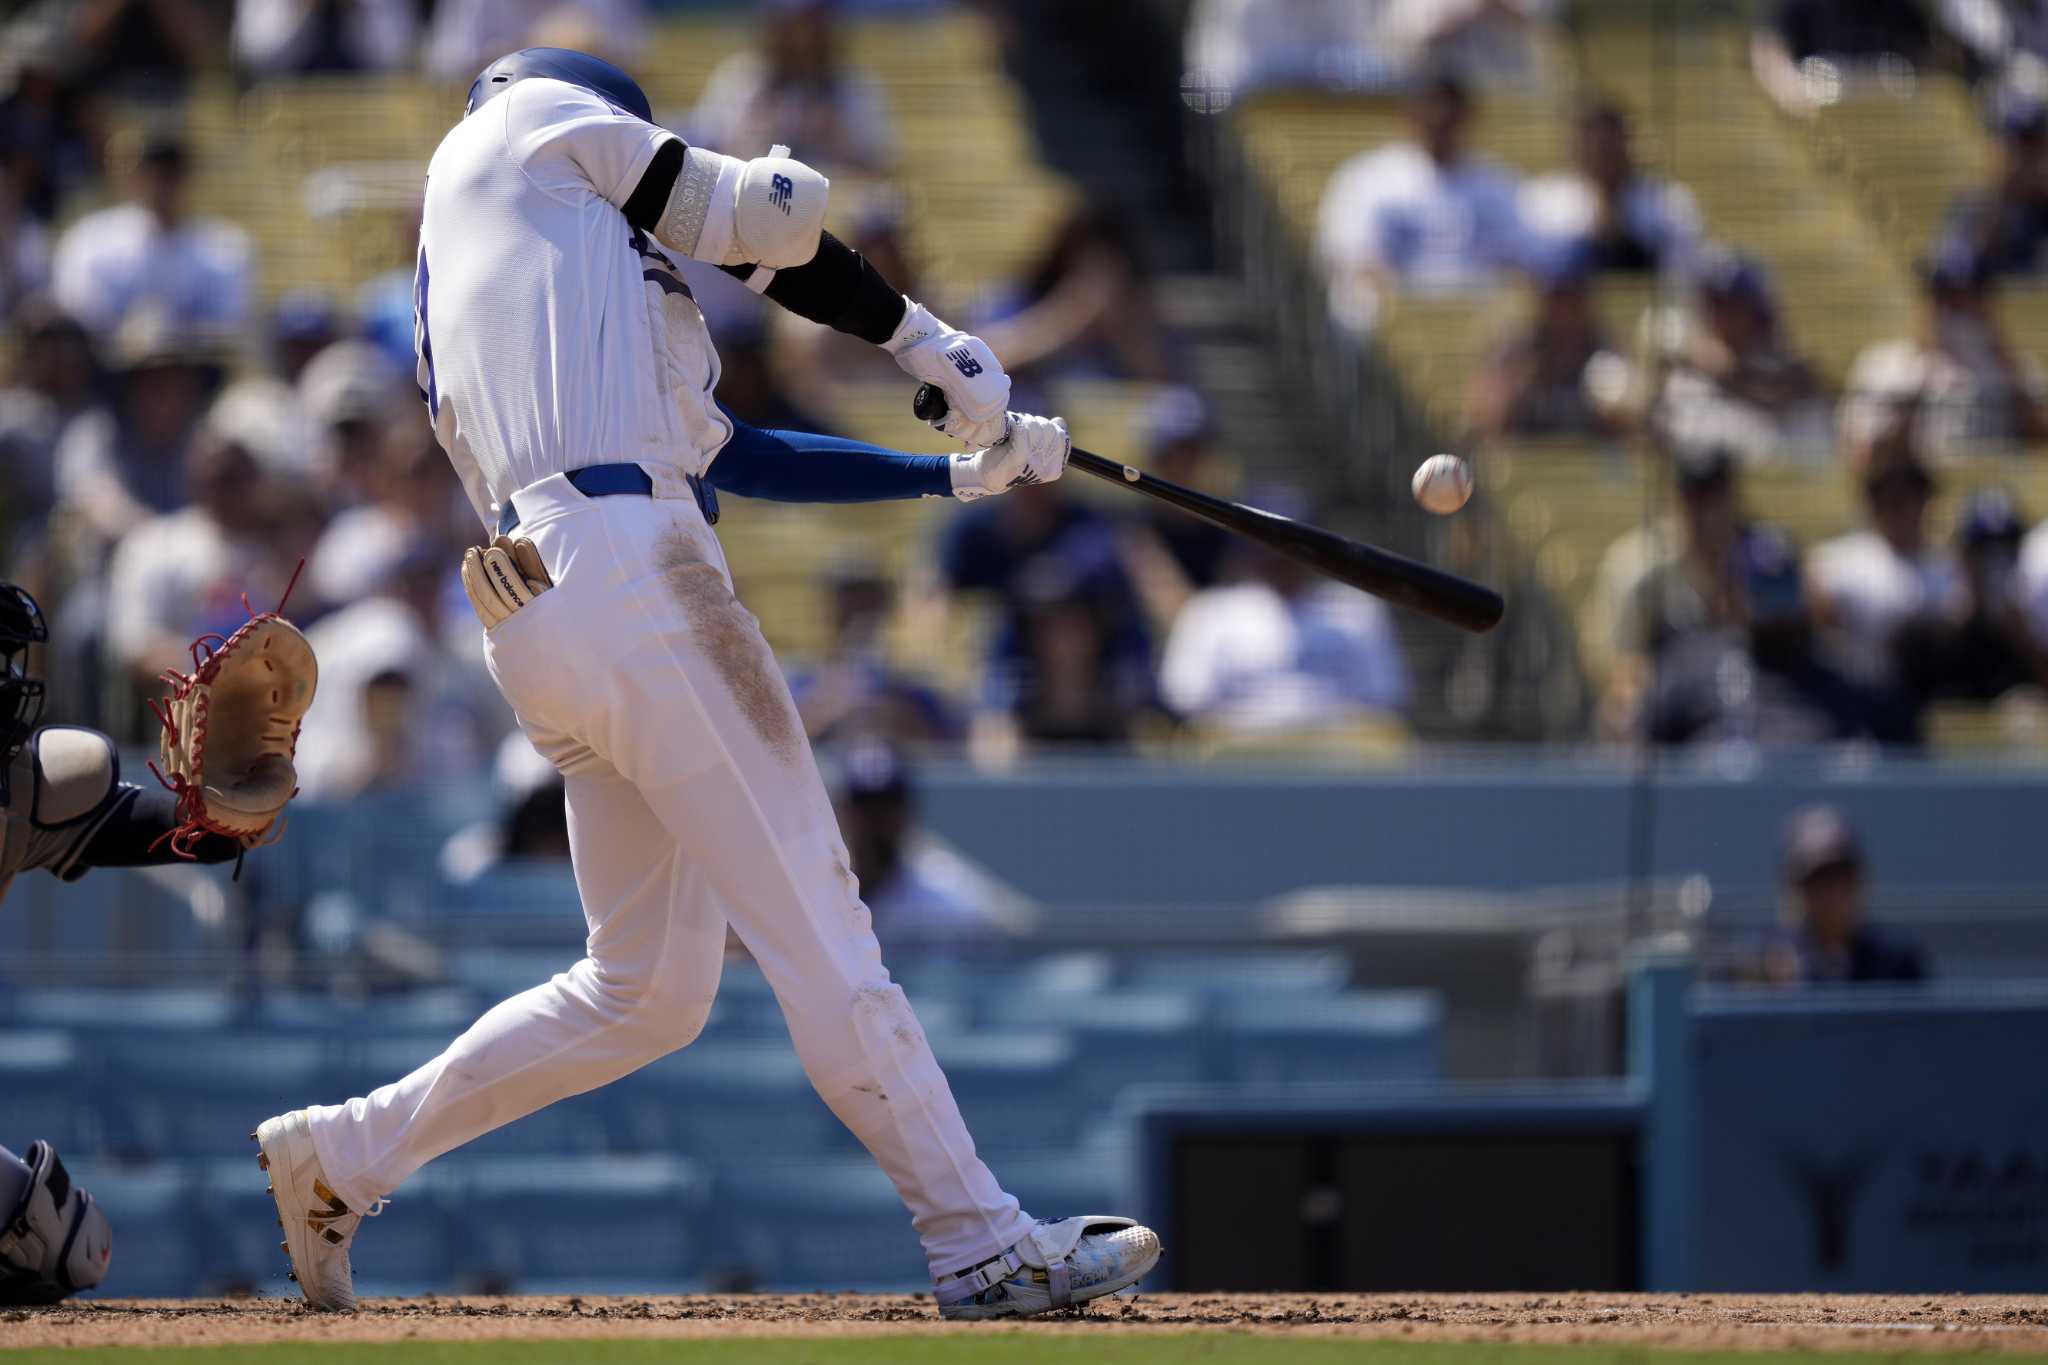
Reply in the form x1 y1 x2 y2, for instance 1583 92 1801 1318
657 143 828 269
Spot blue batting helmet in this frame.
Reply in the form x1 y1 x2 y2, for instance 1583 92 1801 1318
466 48 651 122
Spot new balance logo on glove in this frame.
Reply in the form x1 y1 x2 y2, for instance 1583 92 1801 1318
769 174 795 214
945 346 984 379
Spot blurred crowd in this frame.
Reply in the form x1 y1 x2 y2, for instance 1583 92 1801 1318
1202 0 2048 750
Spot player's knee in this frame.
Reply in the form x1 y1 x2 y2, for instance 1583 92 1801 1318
578 959 714 1051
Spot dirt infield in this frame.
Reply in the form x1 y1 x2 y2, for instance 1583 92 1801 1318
8 1293 2048 1354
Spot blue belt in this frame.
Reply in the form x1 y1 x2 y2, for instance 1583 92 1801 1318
497 463 718 535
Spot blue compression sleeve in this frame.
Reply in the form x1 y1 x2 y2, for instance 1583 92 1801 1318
706 413 954 503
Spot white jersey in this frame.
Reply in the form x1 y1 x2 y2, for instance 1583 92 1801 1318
416 78 732 528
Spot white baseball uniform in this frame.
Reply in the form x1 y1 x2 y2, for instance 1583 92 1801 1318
300 79 1037 1276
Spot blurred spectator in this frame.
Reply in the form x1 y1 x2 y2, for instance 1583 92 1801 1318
1913 487 2048 702
52 128 253 343
1646 522 1915 746
296 551 507 797
1657 248 1832 464
1763 805 1929 983
1122 390 1236 627
939 486 1153 751
0 22 100 224
1841 250 2048 462
1519 100 1701 276
1381 0 1555 88
1316 69 1527 330
298 338 406 505
1465 248 1633 445
975 201 1177 387
1160 501 1409 735
786 564 963 746
440 733 569 883
0 180 50 322
1808 457 1967 692
0 310 100 530
689 0 895 173
69 0 221 94
307 413 465 608
233 0 417 77
1938 97 2048 280
54 308 224 550
101 423 292 698
266 290 343 385
823 739 1027 953
424 0 646 84
1184 0 1405 99
1752 0 1934 117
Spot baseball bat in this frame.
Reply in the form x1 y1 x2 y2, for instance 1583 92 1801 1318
913 385 1505 634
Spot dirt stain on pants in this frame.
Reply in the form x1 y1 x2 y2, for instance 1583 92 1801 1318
656 530 802 766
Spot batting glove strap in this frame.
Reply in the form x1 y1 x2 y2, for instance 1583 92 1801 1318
886 299 1011 448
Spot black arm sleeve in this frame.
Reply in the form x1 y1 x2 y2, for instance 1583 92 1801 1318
721 232 910 345
74 785 241 869
621 138 685 232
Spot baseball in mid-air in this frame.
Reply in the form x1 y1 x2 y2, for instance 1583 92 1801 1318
1411 454 1473 515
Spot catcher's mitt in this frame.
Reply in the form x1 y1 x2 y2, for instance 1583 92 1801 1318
148 575 318 857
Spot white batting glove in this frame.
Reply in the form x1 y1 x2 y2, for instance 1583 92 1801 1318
884 299 1012 448
949 413 1070 501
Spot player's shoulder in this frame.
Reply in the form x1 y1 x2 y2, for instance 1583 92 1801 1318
16 727 119 829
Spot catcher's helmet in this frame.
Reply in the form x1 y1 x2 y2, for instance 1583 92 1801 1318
466 47 651 123
0 584 47 763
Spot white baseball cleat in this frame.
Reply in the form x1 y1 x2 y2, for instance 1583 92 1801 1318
253 1110 381 1311
936 1216 1162 1319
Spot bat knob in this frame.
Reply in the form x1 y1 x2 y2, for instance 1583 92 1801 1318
913 383 949 424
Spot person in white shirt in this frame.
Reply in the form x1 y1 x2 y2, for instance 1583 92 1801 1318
1316 70 1528 331
233 0 417 76
1807 457 1967 689
688 0 896 174
1162 521 1409 733
250 47 1152 1322
51 132 252 344
1184 0 1406 98
1519 100 1701 277
1840 250 2048 463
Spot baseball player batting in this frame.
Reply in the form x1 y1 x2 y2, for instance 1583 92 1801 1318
253 48 1160 1318
0 579 316 1302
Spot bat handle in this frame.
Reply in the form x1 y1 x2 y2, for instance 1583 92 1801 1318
913 383 949 425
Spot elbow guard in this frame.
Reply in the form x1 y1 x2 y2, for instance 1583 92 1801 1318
657 144 828 270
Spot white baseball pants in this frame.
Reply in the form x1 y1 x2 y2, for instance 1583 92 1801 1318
302 472 1035 1276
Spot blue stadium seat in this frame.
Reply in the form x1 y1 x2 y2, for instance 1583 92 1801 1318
706 1157 927 1291
0 1030 121 1157
453 1155 705 1293
928 1030 1083 1154
1217 992 1442 1084
1119 950 1352 999
69 1162 196 1299
624 1041 853 1160
108 1035 327 1157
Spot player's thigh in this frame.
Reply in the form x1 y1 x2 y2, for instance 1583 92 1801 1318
558 745 727 995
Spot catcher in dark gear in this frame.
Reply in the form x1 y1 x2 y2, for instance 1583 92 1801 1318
0 581 315 1300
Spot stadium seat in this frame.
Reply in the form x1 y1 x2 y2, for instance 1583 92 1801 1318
453 1155 706 1294
705 1156 928 1291
69 1162 198 1299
